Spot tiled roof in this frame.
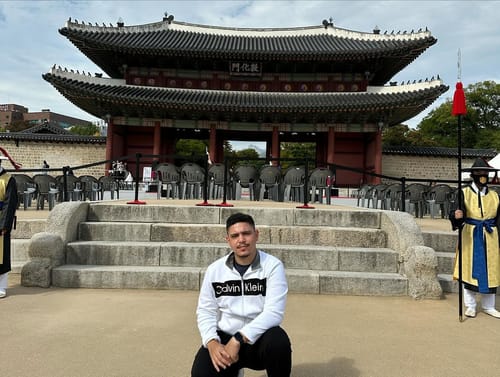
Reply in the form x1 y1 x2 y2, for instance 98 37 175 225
59 19 437 84
19 122 71 135
42 69 448 126
383 146 497 158
0 131 105 144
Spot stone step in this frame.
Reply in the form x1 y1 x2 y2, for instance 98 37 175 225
51 265 407 296
438 274 500 296
77 223 387 248
436 251 455 275
12 219 46 239
87 204 382 229
422 231 456 254
10 239 31 274
438 274 458 294
66 241 399 273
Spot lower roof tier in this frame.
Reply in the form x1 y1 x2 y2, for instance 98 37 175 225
43 68 448 127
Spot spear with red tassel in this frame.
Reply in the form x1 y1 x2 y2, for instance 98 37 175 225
452 50 466 322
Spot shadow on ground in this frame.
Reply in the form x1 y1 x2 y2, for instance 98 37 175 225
246 357 359 377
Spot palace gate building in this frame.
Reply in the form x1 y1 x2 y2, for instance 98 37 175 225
43 14 448 186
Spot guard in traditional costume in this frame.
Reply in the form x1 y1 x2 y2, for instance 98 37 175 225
0 155 18 299
450 158 500 318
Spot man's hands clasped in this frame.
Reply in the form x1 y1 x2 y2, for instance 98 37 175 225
206 338 240 372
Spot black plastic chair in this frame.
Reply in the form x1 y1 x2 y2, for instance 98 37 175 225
384 183 402 211
405 183 429 218
99 176 120 200
309 167 333 204
79 175 101 201
370 184 388 209
233 165 259 201
282 166 305 202
208 163 231 200
12 174 36 210
156 163 180 199
33 174 59 210
56 174 83 201
356 184 373 207
179 163 205 199
426 184 452 218
258 165 282 201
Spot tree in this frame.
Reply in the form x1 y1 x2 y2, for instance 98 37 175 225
382 124 412 146
6 120 31 132
382 81 500 149
70 123 101 136
280 142 315 170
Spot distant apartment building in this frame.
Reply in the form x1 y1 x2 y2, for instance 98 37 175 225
0 103 92 129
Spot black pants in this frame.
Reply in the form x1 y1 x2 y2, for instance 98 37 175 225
191 326 292 377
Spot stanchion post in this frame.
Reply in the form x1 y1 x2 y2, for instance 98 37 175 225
127 153 146 205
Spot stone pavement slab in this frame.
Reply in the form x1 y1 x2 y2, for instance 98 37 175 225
2 275 500 377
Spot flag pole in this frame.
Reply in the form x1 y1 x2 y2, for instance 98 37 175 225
452 49 466 322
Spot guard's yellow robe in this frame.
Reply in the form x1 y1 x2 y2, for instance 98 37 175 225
453 186 500 289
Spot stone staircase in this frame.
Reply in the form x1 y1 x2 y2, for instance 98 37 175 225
11 218 46 273
48 203 411 296
422 230 458 293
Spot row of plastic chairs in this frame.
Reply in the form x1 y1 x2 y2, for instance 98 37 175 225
154 162 336 203
12 174 120 210
356 182 457 218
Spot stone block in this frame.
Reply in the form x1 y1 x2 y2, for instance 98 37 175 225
67 241 161 265
404 245 442 299
21 258 52 288
79 222 152 241
319 271 408 296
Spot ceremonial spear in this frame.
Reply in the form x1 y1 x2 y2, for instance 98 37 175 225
452 50 466 322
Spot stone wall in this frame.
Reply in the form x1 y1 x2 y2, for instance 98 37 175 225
1 140 106 177
382 154 476 183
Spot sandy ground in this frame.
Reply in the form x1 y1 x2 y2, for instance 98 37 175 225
4 196 482 377
3 273 500 377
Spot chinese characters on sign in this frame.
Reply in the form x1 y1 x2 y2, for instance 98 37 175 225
229 62 262 76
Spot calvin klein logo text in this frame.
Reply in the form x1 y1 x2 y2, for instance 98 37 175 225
212 278 267 297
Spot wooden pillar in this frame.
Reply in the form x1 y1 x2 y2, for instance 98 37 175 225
327 127 335 165
153 121 161 159
105 117 114 175
209 124 217 163
374 129 382 184
271 127 280 166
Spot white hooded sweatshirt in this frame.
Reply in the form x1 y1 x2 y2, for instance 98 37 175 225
196 250 288 347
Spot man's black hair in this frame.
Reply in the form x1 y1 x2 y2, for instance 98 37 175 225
226 212 255 231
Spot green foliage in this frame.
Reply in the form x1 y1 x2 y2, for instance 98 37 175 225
6 120 31 132
383 80 500 149
69 123 101 136
175 139 208 161
280 142 315 170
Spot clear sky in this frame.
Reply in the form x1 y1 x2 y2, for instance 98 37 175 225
1 0 499 148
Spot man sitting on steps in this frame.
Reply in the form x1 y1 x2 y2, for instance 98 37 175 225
191 212 292 377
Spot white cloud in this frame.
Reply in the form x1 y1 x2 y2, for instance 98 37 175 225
1 0 499 130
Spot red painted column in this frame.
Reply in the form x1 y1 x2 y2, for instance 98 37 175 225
272 127 279 166
153 121 161 158
374 129 382 184
209 124 217 163
327 127 335 165
105 117 114 175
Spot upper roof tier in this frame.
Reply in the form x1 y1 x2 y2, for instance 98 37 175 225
42 68 448 127
59 17 437 85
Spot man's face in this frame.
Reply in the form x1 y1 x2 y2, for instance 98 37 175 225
472 169 489 186
225 221 259 264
